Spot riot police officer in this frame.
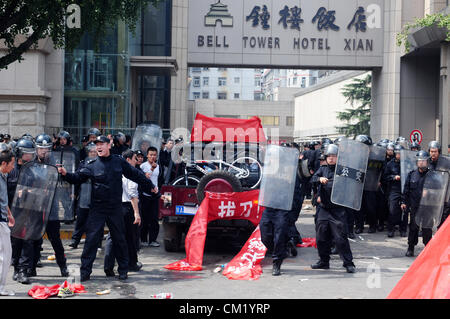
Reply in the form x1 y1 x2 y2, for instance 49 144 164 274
8 138 36 284
382 144 407 237
59 135 157 281
54 131 80 164
410 142 421 152
401 151 432 257
33 134 69 278
311 144 356 273
427 141 441 170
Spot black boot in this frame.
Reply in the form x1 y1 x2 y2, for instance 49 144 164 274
287 240 297 257
405 246 414 257
60 266 69 277
17 271 31 284
272 259 282 276
12 269 19 281
68 240 78 249
311 260 330 270
330 246 338 255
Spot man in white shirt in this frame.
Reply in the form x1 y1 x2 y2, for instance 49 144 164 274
104 149 143 275
139 146 161 247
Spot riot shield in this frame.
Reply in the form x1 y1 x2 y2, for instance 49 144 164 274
297 159 311 179
364 145 386 191
435 155 450 172
52 151 76 221
132 124 163 154
400 150 418 193
258 145 299 211
10 162 59 240
415 170 449 229
331 139 369 210
78 181 92 209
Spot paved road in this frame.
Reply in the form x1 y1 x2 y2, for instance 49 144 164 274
1 205 422 300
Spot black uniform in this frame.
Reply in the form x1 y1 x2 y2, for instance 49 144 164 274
287 173 304 247
311 165 354 268
428 156 449 228
401 168 432 247
63 154 155 280
382 158 407 234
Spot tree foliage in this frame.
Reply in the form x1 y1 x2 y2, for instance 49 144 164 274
336 74 372 138
0 0 159 69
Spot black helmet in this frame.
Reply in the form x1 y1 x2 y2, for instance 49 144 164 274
87 128 101 137
320 142 331 154
324 144 339 156
416 150 430 161
321 138 332 145
410 142 421 151
386 142 395 151
21 133 34 142
355 135 373 146
35 134 52 148
394 144 404 153
428 141 441 152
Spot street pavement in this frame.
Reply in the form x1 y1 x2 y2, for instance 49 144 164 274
1 205 422 300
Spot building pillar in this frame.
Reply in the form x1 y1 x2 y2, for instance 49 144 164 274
440 43 450 154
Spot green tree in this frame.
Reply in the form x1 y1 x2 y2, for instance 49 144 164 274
0 0 159 69
336 74 372 138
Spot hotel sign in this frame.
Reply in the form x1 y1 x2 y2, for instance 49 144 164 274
188 0 385 69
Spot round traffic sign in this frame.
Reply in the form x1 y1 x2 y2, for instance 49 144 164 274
410 129 423 144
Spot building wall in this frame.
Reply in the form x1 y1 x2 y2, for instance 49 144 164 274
294 71 369 142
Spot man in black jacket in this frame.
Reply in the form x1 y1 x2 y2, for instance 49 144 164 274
382 144 407 237
401 151 432 257
58 136 157 281
310 144 355 273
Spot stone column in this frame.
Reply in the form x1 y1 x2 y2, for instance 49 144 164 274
440 43 450 154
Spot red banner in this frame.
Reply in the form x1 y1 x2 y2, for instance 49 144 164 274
387 217 450 299
164 190 264 275
222 226 267 280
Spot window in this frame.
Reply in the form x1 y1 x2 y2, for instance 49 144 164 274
234 77 240 84
250 116 279 126
191 67 201 73
193 92 200 99
218 68 227 71
286 116 294 126
254 93 263 100
234 93 240 99
202 91 209 99
293 77 297 85
217 92 227 100
193 76 201 87
218 77 227 86
255 79 261 87
301 77 306 88
203 77 209 86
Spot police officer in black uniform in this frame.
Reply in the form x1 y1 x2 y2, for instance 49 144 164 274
8 138 36 284
311 144 356 273
53 130 80 164
401 151 432 257
382 144 407 237
59 135 157 281
33 134 69 278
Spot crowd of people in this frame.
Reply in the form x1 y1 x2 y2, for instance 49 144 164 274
0 129 177 294
261 136 449 276
0 130 448 294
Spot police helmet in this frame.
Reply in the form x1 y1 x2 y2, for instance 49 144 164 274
324 144 339 157
58 130 71 140
35 134 53 148
87 128 101 138
355 135 373 146
86 142 96 151
386 142 395 151
16 138 35 154
22 133 34 142
410 142 421 151
377 141 388 149
116 132 126 143
321 138 332 145
333 137 345 145
396 136 409 149
428 141 441 152
416 150 430 161
394 144 404 153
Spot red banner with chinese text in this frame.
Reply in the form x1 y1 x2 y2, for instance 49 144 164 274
164 190 265 279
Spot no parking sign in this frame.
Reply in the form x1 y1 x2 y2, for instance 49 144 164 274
410 129 423 144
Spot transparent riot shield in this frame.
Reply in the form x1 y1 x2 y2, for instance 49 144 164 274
364 145 386 191
258 145 299 211
415 170 449 229
78 181 91 209
132 124 163 154
331 139 370 210
400 150 418 193
52 151 76 221
10 162 59 240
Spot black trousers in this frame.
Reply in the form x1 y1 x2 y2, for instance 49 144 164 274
355 191 377 230
287 207 302 245
260 208 290 261
11 237 34 273
140 195 159 243
104 203 139 270
388 193 408 232
71 207 90 244
81 209 129 277
408 210 432 247
345 208 356 234
34 221 66 270
315 206 354 267
376 189 388 227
